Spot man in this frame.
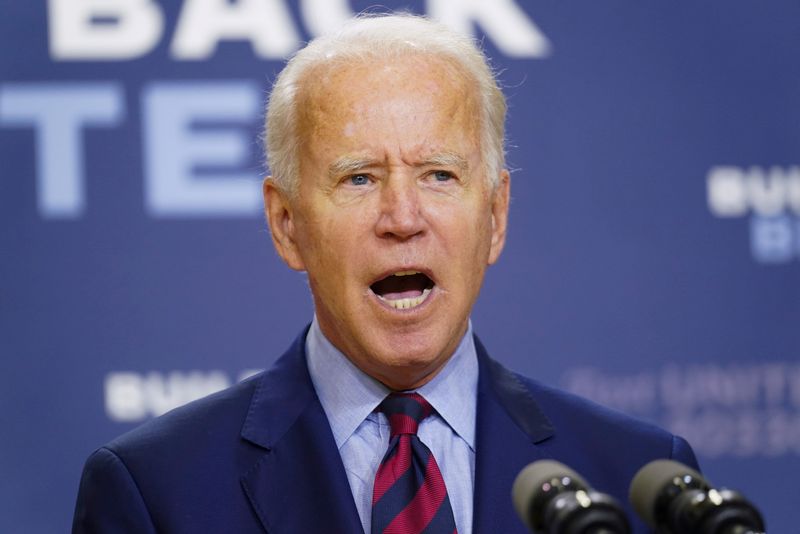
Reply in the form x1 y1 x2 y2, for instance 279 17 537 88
73 14 697 534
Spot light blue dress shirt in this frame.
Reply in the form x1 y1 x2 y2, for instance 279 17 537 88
306 317 478 534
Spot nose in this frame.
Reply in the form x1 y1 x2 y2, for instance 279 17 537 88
375 177 426 240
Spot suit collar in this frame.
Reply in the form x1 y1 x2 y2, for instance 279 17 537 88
239 326 363 533
241 328 550 449
475 335 554 443
240 325 314 450
473 335 555 533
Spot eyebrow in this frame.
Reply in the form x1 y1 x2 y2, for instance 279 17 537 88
327 152 469 177
419 152 469 172
327 156 381 178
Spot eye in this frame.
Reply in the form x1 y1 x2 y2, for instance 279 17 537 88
348 174 370 186
433 171 454 182
432 170 455 182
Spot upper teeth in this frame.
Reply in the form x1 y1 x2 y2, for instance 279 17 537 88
394 270 419 276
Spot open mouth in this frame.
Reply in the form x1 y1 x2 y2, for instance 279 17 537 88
370 270 435 310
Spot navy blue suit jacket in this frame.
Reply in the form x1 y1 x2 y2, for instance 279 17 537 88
73 330 698 533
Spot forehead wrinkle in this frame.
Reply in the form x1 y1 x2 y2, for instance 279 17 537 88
298 55 484 179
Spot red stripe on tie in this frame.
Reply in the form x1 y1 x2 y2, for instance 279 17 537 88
372 437 412 505
382 453 449 534
388 413 419 436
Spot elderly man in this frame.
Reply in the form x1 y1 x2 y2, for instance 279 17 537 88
73 14 697 534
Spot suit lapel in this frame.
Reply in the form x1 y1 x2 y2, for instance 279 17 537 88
239 329 363 533
472 337 555 534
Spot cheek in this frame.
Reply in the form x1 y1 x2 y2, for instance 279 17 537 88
438 203 492 246
301 213 366 276
444 212 494 276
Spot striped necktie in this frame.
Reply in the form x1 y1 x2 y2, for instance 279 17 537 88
371 392 457 534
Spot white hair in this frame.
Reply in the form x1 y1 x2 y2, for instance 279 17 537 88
265 13 507 195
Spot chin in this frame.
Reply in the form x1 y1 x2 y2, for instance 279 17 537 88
365 338 453 389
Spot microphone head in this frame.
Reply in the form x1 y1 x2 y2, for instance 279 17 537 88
629 459 706 527
512 460 589 530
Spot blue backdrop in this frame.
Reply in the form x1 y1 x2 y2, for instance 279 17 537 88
1 1 797 532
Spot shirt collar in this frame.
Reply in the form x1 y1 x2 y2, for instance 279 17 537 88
305 316 478 451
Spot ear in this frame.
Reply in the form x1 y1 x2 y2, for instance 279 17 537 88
263 177 306 271
488 170 510 265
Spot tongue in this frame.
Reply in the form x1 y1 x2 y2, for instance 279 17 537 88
383 288 423 300
372 273 429 300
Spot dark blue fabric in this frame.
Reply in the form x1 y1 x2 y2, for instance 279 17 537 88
72 329 699 533
423 492 458 534
471 337 699 534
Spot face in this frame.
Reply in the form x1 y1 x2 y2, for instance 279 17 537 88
265 54 510 390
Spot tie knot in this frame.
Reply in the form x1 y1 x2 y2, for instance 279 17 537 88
379 393 433 436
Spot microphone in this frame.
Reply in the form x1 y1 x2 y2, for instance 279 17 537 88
512 460 631 534
629 459 765 534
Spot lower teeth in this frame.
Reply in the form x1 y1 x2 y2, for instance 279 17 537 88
379 287 432 309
